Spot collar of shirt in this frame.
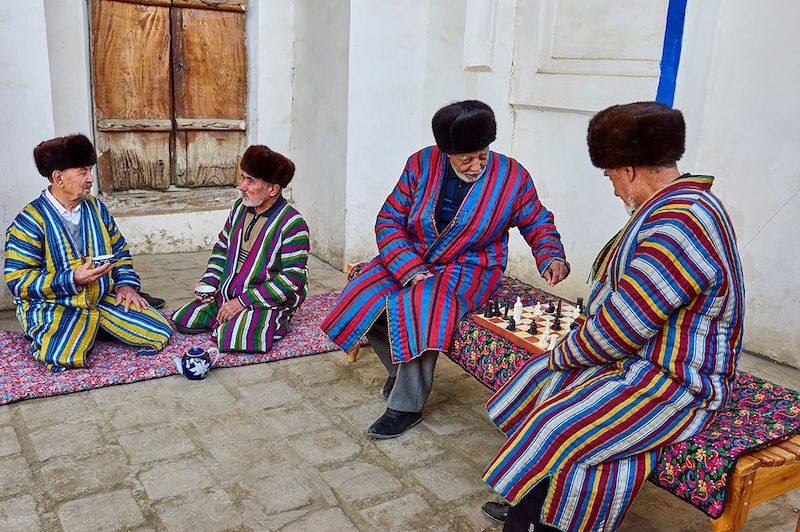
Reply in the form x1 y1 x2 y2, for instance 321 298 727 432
44 187 82 224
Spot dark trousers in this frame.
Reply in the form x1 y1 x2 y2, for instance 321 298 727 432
504 479 559 532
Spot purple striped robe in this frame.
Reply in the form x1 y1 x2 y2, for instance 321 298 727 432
173 198 309 352
321 146 567 363
483 175 745 531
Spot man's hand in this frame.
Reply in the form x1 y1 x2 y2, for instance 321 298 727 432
217 299 245 323
542 260 570 287
410 272 435 286
73 257 113 286
114 285 148 312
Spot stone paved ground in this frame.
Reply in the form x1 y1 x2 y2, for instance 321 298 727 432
0 252 798 531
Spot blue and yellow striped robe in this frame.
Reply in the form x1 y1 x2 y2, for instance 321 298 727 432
172 197 309 352
483 175 745 531
4 192 173 371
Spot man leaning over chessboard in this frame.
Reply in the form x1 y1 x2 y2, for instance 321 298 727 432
479 102 746 532
321 100 570 439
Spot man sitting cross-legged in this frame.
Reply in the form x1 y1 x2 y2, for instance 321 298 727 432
173 145 309 353
4 134 173 372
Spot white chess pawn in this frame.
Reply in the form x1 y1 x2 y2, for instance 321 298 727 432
513 297 523 323
533 301 543 316
571 306 581 319
538 318 551 347
548 333 561 351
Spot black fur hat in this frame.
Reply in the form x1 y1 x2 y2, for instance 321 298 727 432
587 101 685 168
240 145 295 188
33 134 97 179
432 100 497 154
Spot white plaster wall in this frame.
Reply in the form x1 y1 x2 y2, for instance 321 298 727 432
250 0 295 156
43 0 93 137
680 1 800 367
289 0 350 269
0 1 57 309
114 209 230 256
342 0 519 265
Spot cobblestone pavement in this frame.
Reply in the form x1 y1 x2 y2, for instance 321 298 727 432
0 252 798 531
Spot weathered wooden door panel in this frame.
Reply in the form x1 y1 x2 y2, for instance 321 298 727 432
91 0 247 192
172 6 247 187
91 0 173 191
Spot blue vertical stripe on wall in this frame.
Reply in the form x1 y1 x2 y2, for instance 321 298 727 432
656 0 688 107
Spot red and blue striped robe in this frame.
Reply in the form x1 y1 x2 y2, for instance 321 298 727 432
173 198 309 352
321 146 566 363
483 175 745 531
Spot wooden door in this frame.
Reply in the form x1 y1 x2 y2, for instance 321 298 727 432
90 0 247 192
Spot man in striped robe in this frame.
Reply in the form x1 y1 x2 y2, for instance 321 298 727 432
173 145 309 353
322 101 570 438
481 102 745 531
4 134 173 372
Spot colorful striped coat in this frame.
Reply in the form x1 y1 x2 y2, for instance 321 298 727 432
172 197 309 352
4 192 172 371
321 146 566 363
483 175 745 531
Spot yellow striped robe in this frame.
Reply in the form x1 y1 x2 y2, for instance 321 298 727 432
483 176 745 531
4 192 172 371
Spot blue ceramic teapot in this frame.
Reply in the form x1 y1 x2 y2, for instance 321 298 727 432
174 347 221 380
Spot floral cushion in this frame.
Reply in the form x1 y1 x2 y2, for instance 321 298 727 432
448 277 800 519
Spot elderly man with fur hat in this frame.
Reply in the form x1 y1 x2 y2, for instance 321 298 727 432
480 102 745 532
173 145 309 353
4 134 173 372
322 100 570 439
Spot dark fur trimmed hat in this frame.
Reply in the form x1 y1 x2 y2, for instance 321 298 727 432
240 145 295 188
587 101 685 168
33 134 97 179
432 100 496 154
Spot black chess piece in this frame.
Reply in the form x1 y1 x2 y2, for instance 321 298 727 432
484 300 494 318
552 316 562 331
569 321 580 330
503 302 510 320
556 300 562 318
494 300 501 317
506 316 516 331
576 297 584 314
527 321 538 334
546 300 555 314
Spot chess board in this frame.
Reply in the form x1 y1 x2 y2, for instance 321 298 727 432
472 301 579 355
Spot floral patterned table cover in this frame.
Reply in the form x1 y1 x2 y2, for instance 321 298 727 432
449 277 800 519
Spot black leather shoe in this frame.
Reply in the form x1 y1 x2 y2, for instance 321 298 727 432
139 291 166 310
367 408 422 439
382 376 396 400
481 501 509 524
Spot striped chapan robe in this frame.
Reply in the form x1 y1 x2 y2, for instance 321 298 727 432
4 192 173 372
321 146 567 363
483 175 745 531
172 197 309 352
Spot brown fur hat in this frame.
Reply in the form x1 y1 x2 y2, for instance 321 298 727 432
587 101 685 168
33 134 97 179
240 145 295 188
432 100 496 154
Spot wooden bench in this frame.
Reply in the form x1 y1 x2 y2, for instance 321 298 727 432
342 268 800 530
712 435 800 531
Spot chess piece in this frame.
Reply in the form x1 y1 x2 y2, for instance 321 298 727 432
513 296 523 323
556 300 562 318
576 297 584 313
484 300 494 318
546 300 555 314
527 320 538 334
503 302 510 320
533 301 543 316
552 316 562 331
548 333 561 350
507 316 516 331
494 300 501 317
571 305 581 319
